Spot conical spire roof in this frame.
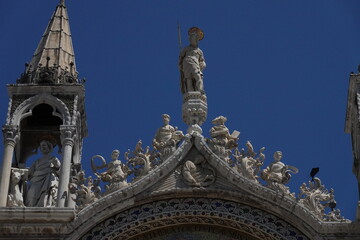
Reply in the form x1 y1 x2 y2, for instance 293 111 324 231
19 0 78 84
30 0 76 73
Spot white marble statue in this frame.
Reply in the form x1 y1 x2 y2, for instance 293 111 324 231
91 150 129 194
179 27 206 94
26 140 60 207
261 151 298 198
7 168 28 207
207 116 239 162
153 114 184 159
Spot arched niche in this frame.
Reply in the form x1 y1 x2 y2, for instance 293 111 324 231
15 103 63 167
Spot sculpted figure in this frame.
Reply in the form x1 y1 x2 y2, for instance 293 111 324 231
153 114 184 159
69 171 101 210
91 150 129 194
179 27 206 94
298 177 347 221
261 151 298 197
233 142 264 181
207 116 239 162
7 168 28 207
26 140 60 207
125 140 155 181
182 155 215 187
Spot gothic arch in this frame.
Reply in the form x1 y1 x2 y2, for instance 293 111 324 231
10 93 71 126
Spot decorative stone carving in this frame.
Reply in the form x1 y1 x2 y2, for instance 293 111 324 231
91 150 129 194
232 142 265 182
179 27 206 95
207 116 240 163
181 155 215 187
81 198 309 240
153 114 184 160
182 92 208 133
69 170 101 210
323 209 349 222
2 125 19 144
17 59 79 85
7 168 28 207
298 177 348 222
260 151 298 198
125 140 156 181
26 140 60 207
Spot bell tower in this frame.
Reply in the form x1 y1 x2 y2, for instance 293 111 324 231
0 0 87 207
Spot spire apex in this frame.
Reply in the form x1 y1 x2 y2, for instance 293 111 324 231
17 0 78 84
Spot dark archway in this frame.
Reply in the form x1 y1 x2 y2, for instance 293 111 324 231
16 103 62 166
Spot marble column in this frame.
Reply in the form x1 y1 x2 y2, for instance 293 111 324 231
57 126 76 207
0 126 19 206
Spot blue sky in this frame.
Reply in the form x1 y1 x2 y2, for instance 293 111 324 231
1 0 360 220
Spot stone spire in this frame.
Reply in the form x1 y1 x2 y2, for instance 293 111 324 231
18 0 78 84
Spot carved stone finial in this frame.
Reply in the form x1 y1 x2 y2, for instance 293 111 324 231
182 92 207 131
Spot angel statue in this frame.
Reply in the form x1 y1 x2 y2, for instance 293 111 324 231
91 149 129 194
179 27 206 94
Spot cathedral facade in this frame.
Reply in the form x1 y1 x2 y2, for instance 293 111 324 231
0 1 360 239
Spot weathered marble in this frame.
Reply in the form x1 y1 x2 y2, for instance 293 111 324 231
181 155 215 187
261 151 298 198
232 142 265 182
179 27 206 94
207 116 239 163
26 140 60 207
7 168 28 207
153 114 184 160
92 150 129 194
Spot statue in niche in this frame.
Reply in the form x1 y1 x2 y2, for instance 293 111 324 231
207 116 239 163
182 155 215 187
232 142 265 182
7 168 28 207
91 150 129 194
25 140 60 207
261 151 298 198
179 27 206 94
153 114 184 160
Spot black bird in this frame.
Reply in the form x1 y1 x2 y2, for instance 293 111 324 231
310 167 319 181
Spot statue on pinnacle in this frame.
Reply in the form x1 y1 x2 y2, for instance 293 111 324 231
178 27 206 94
178 26 208 133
